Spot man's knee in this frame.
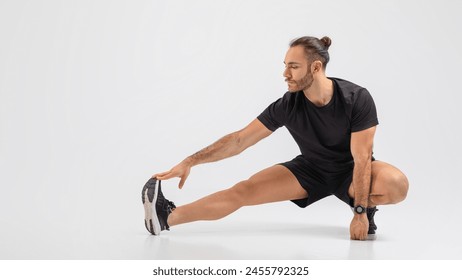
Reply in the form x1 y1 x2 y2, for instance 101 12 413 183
228 180 255 206
387 171 409 204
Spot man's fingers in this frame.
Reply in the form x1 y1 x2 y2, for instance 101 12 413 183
354 233 367 241
178 175 188 189
153 169 188 188
152 163 190 188
350 229 367 240
154 171 173 180
154 170 168 177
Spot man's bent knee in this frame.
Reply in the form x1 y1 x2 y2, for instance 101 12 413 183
388 172 409 204
370 168 409 206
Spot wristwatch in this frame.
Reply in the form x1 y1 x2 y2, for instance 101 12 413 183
354 205 366 214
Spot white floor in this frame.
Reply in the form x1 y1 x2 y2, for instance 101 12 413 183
1 186 460 260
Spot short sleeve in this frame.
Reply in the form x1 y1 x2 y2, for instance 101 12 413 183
257 93 290 132
351 89 379 132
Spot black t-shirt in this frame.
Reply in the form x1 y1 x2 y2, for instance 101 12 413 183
257 77 378 171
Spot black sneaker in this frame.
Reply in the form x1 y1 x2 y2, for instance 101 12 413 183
142 178 176 235
367 207 378 235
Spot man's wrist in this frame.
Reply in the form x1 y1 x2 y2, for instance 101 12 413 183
353 205 367 215
183 157 195 167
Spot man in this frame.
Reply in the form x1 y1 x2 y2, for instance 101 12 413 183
142 36 409 240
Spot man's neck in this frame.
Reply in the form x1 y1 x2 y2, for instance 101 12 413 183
303 76 333 107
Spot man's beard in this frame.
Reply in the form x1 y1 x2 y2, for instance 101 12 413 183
287 71 313 93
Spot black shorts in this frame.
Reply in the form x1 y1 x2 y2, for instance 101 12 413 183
279 155 375 208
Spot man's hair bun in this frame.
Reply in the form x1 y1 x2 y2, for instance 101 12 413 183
320 36 332 49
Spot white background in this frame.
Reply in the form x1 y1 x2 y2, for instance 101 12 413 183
1 0 461 260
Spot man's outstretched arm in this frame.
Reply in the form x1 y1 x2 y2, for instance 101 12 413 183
155 118 272 188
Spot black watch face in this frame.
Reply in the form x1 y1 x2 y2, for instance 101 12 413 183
355 206 365 214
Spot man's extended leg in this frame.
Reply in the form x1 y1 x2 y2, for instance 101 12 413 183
167 165 308 227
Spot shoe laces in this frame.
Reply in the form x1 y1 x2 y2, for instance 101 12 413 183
166 200 176 213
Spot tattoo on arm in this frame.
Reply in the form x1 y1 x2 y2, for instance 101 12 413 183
188 132 241 166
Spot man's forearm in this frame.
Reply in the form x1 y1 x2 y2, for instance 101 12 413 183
352 159 372 207
184 131 244 167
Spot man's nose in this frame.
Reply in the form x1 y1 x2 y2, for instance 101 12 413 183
283 68 290 78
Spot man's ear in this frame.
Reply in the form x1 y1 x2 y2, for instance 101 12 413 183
311 60 323 73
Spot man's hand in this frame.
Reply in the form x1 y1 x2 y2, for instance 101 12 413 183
350 214 369 240
154 159 192 189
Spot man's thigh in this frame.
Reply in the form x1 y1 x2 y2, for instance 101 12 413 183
236 164 308 206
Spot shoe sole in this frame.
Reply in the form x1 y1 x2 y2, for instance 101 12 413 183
367 234 377 241
142 178 161 235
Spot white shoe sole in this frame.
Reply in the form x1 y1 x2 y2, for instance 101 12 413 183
143 180 161 235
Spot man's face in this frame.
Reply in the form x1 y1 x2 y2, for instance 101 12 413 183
283 46 313 92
